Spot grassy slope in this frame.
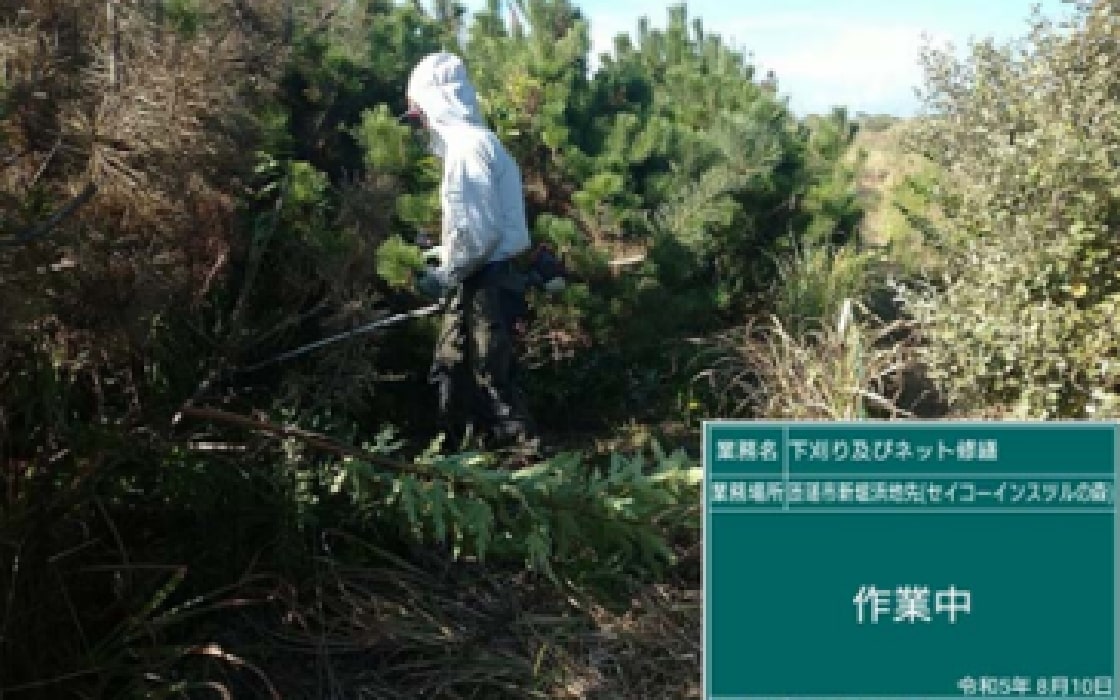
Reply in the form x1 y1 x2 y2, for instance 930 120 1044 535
850 118 935 254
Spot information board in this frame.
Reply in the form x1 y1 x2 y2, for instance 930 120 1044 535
703 421 1117 700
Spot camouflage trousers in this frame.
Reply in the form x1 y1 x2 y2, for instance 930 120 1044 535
429 262 537 450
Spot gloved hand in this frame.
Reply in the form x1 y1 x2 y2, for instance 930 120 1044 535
525 269 566 294
525 243 567 295
422 244 444 267
414 268 447 300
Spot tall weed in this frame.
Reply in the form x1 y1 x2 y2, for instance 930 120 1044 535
771 241 873 334
693 300 915 420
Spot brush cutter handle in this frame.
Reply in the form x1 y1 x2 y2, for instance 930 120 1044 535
525 243 568 293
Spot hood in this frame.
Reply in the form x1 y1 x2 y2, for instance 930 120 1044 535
406 52 484 135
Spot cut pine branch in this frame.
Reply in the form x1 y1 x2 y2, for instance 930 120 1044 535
176 406 439 479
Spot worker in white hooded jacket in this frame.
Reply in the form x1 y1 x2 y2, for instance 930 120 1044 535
404 51 540 457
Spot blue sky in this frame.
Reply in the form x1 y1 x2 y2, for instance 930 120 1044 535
455 0 1080 117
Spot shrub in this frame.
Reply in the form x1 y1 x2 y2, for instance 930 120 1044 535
897 2 1120 418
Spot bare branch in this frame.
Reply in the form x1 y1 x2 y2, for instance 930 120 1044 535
0 182 97 247
175 406 440 479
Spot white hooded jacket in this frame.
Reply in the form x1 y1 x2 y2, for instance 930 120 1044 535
406 52 531 287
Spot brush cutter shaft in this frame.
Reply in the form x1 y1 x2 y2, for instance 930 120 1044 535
242 302 443 373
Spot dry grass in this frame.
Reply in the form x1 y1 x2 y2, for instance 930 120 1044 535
543 583 701 699
178 535 702 700
693 299 918 420
0 0 285 346
1 492 702 699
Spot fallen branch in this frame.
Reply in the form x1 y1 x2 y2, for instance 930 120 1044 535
187 644 280 700
173 190 286 424
607 253 645 269
176 406 436 478
0 182 97 247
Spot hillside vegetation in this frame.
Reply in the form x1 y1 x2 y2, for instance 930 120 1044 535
1 0 1116 697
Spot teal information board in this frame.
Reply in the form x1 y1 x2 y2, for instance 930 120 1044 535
703 421 1117 700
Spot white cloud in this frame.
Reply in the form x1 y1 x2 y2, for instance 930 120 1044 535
752 24 936 114
746 22 955 115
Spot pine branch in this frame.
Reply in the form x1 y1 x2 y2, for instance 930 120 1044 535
176 406 435 479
